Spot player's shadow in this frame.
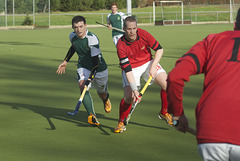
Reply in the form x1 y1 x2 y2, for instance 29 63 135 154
0 101 113 135
0 101 169 134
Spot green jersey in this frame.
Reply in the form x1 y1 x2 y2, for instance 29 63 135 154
69 30 107 72
106 11 126 37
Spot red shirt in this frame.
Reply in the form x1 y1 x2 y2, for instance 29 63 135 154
117 28 162 71
167 30 240 145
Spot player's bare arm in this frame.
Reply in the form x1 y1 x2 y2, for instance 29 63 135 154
56 45 75 75
125 71 141 102
150 49 163 77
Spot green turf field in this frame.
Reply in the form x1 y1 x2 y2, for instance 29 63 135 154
0 23 232 161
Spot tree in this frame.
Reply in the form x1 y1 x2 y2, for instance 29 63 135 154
37 0 48 13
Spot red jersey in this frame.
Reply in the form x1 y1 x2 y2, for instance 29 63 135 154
167 30 240 145
117 28 162 71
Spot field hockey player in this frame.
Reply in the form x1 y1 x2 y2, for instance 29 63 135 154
56 16 112 127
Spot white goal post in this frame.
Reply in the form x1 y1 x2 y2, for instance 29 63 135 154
153 1 184 25
230 0 239 23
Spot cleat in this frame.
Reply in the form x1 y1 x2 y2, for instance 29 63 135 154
103 93 112 113
88 114 100 126
114 122 126 133
158 113 173 126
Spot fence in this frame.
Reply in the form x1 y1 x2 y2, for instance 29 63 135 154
0 10 237 29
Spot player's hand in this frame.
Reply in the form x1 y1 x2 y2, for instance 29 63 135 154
149 65 157 78
173 115 189 133
56 61 68 75
133 90 141 103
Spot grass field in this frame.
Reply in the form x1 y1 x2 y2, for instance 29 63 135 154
0 23 233 161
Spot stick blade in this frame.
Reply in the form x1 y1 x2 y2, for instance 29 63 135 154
67 101 81 116
67 111 78 116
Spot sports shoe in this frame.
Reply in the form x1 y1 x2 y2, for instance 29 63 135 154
114 122 126 133
103 93 112 113
88 113 100 126
158 113 173 126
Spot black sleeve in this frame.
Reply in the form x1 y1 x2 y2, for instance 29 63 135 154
64 45 75 62
123 65 132 73
88 55 99 80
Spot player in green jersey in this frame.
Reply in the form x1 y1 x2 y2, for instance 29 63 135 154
106 2 126 46
56 16 112 126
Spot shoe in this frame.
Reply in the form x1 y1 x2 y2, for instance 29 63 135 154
158 113 173 126
103 93 111 113
114 122 126 133
88 113 100 126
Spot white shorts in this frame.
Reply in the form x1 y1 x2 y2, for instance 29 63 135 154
113 34 123 47
198 143 240 161
77 68 108 93
122 59 166 88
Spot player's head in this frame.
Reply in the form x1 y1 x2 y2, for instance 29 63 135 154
111 2 118 14
72 16 86 26
123 16 138 42
234 8 240 30
72 16 87 38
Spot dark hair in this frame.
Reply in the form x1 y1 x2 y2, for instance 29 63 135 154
124 16 137 28
236 8 240 30
72 16 86 26
111 2 118 8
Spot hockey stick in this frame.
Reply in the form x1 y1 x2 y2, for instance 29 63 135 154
67 85 88 116
173 120 196 136
95 21 124 32
124 76 153 125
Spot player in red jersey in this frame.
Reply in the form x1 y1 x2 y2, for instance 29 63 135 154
114 16 172 133
167 8 240 161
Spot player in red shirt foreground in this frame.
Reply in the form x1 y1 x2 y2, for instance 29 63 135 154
167 8 240 161
114 16 173 133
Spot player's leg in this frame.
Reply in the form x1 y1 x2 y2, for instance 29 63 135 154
114 86 132 133
114 71 141 133
77 68 99 126
92 69 112 113
154 70 173 126
154 71 168 114
143 62 172 126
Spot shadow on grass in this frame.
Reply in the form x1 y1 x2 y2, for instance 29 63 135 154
0 41 67 49
0 101 169 135
0 101 112 134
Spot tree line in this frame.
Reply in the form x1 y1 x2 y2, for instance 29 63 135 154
4 0 233 14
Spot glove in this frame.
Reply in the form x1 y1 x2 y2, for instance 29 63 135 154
85 79 91 86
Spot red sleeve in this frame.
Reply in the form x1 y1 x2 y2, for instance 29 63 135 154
139 28 162 51
167 37 209 116
116 38 132 71
167 60 196 116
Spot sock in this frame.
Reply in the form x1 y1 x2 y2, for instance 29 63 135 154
119 98 132 122
160 89 168 115
82 91 95 115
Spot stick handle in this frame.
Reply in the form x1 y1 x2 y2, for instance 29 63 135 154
95 21 108 27
95 21 124 32
139 76 152 95
79 85 88 101
128 77 152 115
187 127 196 135
173 120 196 136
